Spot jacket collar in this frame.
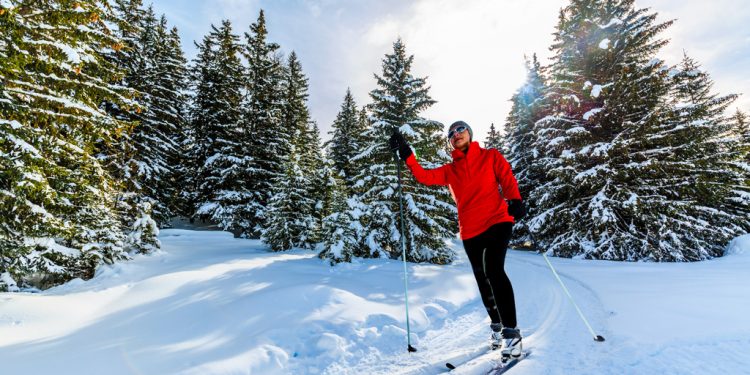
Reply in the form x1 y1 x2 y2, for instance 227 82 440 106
451 141 480 161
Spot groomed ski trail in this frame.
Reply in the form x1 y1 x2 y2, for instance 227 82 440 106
331 248 613 375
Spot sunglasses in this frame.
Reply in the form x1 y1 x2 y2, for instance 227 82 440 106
448 126 468 139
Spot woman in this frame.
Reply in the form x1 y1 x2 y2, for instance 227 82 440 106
389 120 526 356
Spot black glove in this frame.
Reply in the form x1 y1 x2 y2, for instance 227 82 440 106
389 131 413 161
507 199 526 220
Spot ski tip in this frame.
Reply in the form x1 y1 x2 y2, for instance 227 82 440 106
594 335 606 342
446 363 456 370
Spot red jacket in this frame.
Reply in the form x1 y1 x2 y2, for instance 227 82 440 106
405 141 522 240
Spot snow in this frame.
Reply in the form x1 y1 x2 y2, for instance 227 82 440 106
8 87 104 117
583 107 603 120
25 237 80 257
0 0 13 8
598 38 610 49
25 200 53 219
599 18 623 29
725 234 750 255
590 85 603 98
1 272 19 292
0 118 23 129
6 133 42 158
22 38 90 65
565 126 588 137
647 58 662 68
1 228 749 374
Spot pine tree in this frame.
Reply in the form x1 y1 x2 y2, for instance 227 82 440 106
1 0 136 289
327 89 369 188
188 21 249 234
485 123 502 150
735 109 749 137
99 3 186 249
319 173 359 264
126 201 161 254
734 109 750 166
303 121 328 243
262 146 312 251
262 51 322 249
659 54 748 247
242 10 286 237
528 0 670 260
354 38 456 263
111 8 187 229
528 0 746 261
109 0 146 78
501 54 547 246
158 23 190 222
732 109 750 208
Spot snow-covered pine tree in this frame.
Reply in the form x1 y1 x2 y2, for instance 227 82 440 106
732 109 750 208
241 10 287 237
319 172 359 264
126 201 161 254
98 4 185 254
353 38 456 263
262 145 312 251
528 0 671 260
530 0 678 260
101 0 148 229
504 54 546 191
0 0 137 289
735 110 748 136
303 121 328 243
501 54 547 247
110 8 188 229
484 123 502 150
188 21 250 234
109 0 146 76
265 51 321 248
156 21 189 222
326 89 369 189
734 109 750 168
653 54 749 248
530 0 746 261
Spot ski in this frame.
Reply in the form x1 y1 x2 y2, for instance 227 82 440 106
486 350 531 375
446 349 531 373
445 345 493 370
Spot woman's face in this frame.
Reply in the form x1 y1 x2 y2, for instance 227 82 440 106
450 128 470 151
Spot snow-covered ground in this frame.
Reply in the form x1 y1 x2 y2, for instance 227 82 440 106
2 229 749 374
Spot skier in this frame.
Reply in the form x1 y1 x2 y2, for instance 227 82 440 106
389 120 526 357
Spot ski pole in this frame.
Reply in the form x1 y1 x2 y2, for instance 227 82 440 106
392 132 417 353
526 225 605 342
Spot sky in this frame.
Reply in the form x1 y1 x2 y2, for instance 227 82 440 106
151 0 750 144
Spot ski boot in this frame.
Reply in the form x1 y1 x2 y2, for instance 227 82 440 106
489 323 503 350
500 327 522 362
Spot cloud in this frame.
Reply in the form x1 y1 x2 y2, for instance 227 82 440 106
643 0 750 111
151 0 750 141
349 0 567 140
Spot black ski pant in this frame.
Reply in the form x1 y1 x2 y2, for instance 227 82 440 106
462 222 517 328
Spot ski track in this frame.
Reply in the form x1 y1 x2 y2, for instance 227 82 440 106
330 250 610 375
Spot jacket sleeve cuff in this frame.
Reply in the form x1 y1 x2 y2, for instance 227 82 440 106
405 153 418 166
